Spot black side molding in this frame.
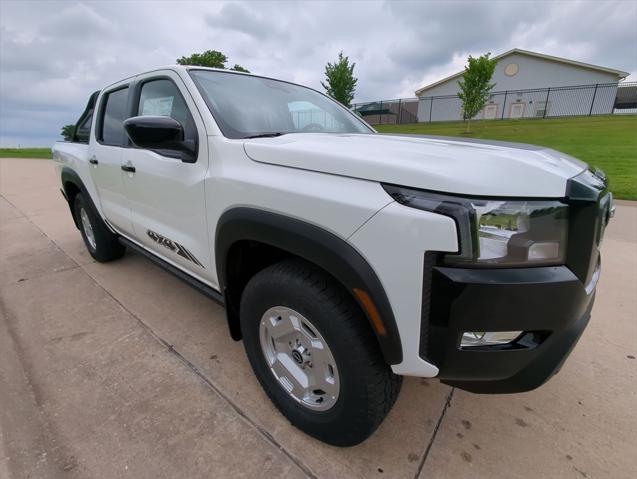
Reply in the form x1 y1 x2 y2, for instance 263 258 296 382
119 237 224 305
215 207 403 365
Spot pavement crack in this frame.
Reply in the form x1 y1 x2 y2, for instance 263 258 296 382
161 342 319 479
2 193 318 478
84 274 319 479
0 296 77 478
0 194 82 274
414 387 455 479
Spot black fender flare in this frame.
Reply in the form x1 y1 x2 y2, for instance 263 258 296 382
60 167 101 229
215 207 403 364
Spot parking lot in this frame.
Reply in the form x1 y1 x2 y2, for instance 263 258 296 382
1 157 635 479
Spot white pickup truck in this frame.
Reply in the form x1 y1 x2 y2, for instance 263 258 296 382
52 66 612 446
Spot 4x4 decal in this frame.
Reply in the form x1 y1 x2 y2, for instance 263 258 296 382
146 229 204 268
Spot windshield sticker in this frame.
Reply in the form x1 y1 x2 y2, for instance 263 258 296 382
142 96 174 116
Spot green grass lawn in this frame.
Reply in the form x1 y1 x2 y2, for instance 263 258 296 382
377 115 637 200
0 148 51 159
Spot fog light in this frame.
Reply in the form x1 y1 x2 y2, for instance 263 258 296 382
461 331 523 348
528 241 560 261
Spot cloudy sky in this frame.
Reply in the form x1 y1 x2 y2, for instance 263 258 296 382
1 0 635 147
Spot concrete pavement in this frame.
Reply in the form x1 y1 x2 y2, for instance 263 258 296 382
1 158 635 478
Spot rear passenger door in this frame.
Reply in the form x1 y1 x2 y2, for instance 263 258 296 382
121 71 211 280
89 84 134 235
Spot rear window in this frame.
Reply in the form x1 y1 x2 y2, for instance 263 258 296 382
100 88 129 145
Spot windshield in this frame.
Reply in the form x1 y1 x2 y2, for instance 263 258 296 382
189 70 373 139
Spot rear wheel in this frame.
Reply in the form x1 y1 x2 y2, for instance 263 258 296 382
240 259 402 446
73 193 125 262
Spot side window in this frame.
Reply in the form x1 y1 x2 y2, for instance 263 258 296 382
76 112 92 143
100 88 129 145
137 79 197 142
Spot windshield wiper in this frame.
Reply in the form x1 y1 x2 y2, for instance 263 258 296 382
244 132 286 139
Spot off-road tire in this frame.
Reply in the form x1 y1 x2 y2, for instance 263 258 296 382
240 259 402 446
73 193 125 262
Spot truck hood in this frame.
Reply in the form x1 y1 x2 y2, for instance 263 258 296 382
243 133 587 197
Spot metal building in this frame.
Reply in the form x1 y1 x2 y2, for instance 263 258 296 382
415 49 629 122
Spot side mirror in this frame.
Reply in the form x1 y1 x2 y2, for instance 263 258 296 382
123 116 196 163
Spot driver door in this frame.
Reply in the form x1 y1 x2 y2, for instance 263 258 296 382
121 71 211 282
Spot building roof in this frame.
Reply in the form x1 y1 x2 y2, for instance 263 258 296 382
415 48 630 96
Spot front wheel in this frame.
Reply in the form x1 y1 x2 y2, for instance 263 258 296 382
240 259 402 446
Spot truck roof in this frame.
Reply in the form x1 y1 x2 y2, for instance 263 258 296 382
101 65 256 91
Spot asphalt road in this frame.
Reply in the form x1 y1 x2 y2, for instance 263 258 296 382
1 158 635 479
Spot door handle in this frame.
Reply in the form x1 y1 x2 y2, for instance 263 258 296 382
121 164 136 173
89 157 98 165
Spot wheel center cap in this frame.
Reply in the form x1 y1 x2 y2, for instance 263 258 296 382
291 350 304 364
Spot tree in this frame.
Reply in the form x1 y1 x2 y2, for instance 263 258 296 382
230 64 250 73
457 53 498 133
321 51 357 107
61 124 75 141
176 50 249 72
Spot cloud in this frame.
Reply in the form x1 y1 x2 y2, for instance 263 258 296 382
0 0 635 146
206 2 289 41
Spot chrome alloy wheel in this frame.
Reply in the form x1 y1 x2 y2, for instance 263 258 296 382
80 208 97 250
259 306 340 411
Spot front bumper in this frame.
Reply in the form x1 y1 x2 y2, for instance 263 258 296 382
423 263 597 393
417 169 611 393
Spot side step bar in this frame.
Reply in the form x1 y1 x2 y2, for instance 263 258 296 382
118 237 225 306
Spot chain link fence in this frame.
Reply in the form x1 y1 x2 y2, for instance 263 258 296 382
352 81 637 125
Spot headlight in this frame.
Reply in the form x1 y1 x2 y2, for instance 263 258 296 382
383 184 568 267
